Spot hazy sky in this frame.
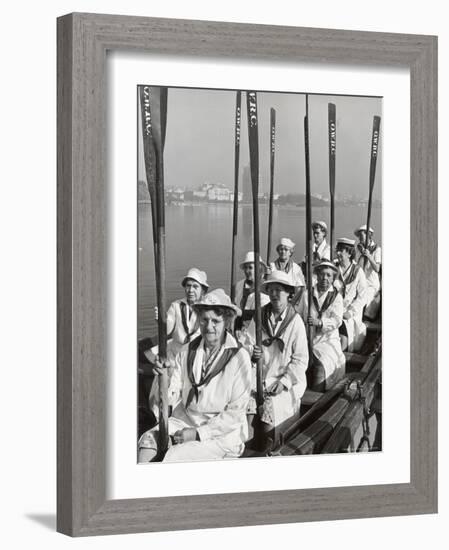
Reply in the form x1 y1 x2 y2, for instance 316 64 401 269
138 87 382 200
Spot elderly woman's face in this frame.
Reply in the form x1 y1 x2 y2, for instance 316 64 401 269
267 283 290 311
313 227 325 245
358 230 367 243
199 310 226 347
316 267 335 291
243 262 255 282
336 246 351 264
184 279 204 304
277 245 292 262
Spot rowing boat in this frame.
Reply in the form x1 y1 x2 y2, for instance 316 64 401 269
138 316 382 457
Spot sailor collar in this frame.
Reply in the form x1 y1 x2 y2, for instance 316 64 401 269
313 285 334 301
314 239 327 254
269 306 288 324
338 260 357 278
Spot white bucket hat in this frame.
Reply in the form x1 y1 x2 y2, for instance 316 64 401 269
193 288 241 316
313 260 338 274
239 251 267 270
336 237 356 247
312 220 328 233
181 268 209 290
354 224 374 237
262 270 296 293
276 237 295 251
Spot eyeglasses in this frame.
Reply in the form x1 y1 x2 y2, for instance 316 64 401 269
199 317 224 326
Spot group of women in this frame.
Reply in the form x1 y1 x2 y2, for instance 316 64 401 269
138 221 381 463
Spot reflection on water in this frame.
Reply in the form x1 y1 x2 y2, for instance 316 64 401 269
138 203 381 338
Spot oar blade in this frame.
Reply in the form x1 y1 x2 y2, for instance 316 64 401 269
267 107 276 265
369 115 381 194
139 86 157 201
364 114 381 255
328 102 336 196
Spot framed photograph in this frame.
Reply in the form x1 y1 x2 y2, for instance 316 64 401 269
57 13 437 536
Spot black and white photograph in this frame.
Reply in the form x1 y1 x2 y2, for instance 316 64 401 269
137 85 382 463
1 0 443 543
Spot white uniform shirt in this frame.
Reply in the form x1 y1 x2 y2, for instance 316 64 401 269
309 285 345 387
336 263 368 352
337 262 367 321
166 298 200 355
167 332 252 453
355 244 382 293
313 240 331 263
311 286 343 335
243 310 309 398
245 306 309 428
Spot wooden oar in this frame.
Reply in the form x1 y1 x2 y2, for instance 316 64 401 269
328 103 336 260
139 85 169 457
246 91 263 408
139 87 159 270
304 94 314 363
266 108 276 265
230 91 242 303
364 115 381 266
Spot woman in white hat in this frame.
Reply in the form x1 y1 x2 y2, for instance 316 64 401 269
270 237 305 287
335 238 368 352
164 267 209 356
300 221 331 281
234 251 270 331
138 289 252 463
146 268 209 419
354 225 382 320
312 220 331 264
241 270 309 443
307 260 345 392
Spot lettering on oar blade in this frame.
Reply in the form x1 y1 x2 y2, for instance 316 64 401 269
271 125 275 154
235 106 241 144
372 129 379 158
248 92 257 127
142 86 153 138
329 122 336 155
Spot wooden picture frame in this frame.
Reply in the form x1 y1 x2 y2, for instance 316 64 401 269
57 12 437 536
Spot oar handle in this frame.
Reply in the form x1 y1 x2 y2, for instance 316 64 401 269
328 103 336 260
246 91 264 407
304 96 314 366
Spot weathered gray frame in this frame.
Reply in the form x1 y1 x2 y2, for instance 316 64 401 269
57 12 438 537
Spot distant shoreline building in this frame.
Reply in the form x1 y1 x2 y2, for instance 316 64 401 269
139 179 381 208
167 182 243 204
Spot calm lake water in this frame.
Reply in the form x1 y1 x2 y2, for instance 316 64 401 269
138 203 382 338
